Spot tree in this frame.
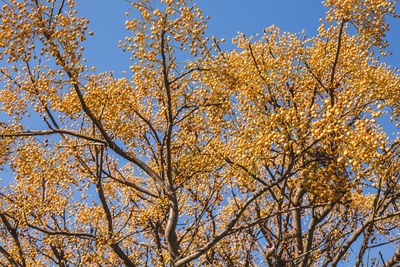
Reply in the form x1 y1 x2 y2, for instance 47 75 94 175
0 0 400 265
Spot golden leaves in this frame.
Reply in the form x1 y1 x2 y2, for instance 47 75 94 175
323 0 399 51
0 0 400 265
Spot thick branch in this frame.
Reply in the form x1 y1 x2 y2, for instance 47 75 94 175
160 25 180 260
385 247 400 267
291 188 305 258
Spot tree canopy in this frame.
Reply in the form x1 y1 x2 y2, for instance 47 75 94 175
0 0 400 266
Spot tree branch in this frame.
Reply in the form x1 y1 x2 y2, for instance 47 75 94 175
0 129 107 145
173 176 287 266
0 213 26 267
328 19 346 106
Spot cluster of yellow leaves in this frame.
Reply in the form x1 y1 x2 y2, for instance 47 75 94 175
323 0 399 51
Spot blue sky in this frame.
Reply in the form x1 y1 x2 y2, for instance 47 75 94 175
77 0 400 75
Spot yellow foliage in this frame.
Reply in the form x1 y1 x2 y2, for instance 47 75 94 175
0 0 399 266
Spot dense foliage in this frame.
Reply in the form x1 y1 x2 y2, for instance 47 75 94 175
0 0 400 266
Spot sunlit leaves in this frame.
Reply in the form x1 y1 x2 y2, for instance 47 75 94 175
0 0 399 266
